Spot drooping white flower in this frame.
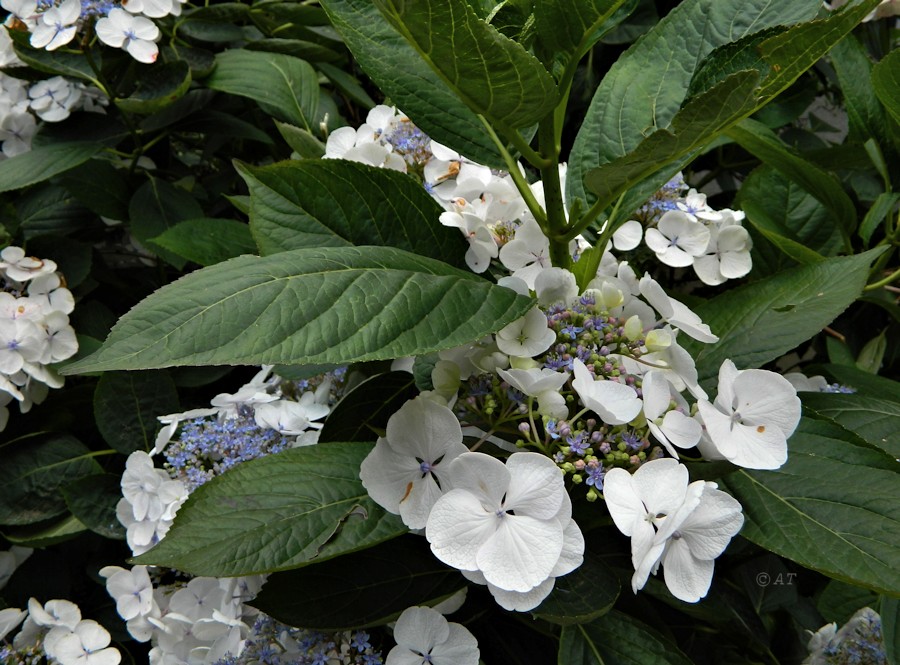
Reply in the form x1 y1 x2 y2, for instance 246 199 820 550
385 605 479 665
360 397 467 529
95 9 160 64
495 307 555 358
571 358 642 426
0 246 57 282
642 370 701 458
695 359 801 470
253 394 329 437
439 205 498 273
426 452 583 609
693 222 752 286
498 366 570 419
638 273 718 343
29 0 80 50
644 210 711 267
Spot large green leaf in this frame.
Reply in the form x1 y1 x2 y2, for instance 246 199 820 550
727 119 856 241
582 0 880 211
814 363 900 402
115 61 192 115
801 393 900 458
251 535 464 630
129 177 201 269
882 596 900 665
0 434 102 526
151 218 257 266
320 0 502 167
61 474 126 540
871 47 900 126
722 415 900 596
204 49 320 130
61 246 534 374
374 0 557 129
0 142 103 193
683 248 885 387
132 442 406 575
567 0 820 205
736 165 845 260
9 30 100 84
533 552 619 626
237 160 465 265
533 0 631 59
558 611 694 665
830 35 890 146
93 370 180 455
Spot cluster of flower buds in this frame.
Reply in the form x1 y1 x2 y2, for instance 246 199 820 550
0 245 78 430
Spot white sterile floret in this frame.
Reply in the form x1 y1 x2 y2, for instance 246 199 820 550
0 607 26 641
612 219 643 251
122 0 183 18
644 210 711 267
29 0 80 50
386 605 479 665
693 222 752 286
439 203 499 273
498 218 551 288
99 566 156 622
695 359 801 470
95 9 160 64
642 370 701 458
0 111 36 157
783 372 829 393
638 273 718 343
0 246 57 281
45 619 122 665
572 358 642 426
2 0 38 29
534 267 578 306
28 76 81 122
604 458 743 602
495 307 555 358
253 394 329 437
360 397 467 529
426 452 584 611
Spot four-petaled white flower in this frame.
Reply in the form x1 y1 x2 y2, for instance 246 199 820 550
644 210 711 268
695 359 801 470
95 9 160 64
29 0 80 51
498 366 570 419
498 218 552 288
604 458 744 602
44 619 121 665
639 273 718 343
385 606 479 665
360 397 467 529
426 452 583 611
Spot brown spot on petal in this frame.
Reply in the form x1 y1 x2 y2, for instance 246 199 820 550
757 425 766 433
400 482 414 504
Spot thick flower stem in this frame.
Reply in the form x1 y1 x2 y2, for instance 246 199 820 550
538 118 572 270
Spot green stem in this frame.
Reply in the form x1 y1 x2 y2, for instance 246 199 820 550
495 121 553 169
864 265 900 291
537 118 571 269
478 116 547 227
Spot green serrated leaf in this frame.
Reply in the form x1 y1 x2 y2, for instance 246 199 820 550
374 0 557 129
801 392 900 458
872 49 900 126
319 372 417 443
813 363 900 402
320 0 503 166
273 121 326 158
115 61 192 114
61 474 126 540
238 160 467 264
567 0 820 206
93 370 180 454
559 610 694 665
532 0 631 61
722 415 900 596
0 434 102 526
132 442 407 575
855 329 887 374
727 119 856 242
204 49 320 130
831 34 890 147
817 580 879 625
151 218 257 266
683 248 885 388
16 184 95 240
59 159 131 221
244 38 342 62
61 246 535 374
0 142 103 193
736 165 846 260
533 552 619 626
251 535 464 630
3 514 87 547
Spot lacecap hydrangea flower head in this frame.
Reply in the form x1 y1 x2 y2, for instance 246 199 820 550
330 108 804 608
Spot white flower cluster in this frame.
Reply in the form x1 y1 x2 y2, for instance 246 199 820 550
102 367 349 665
327 109 805 607
2 0 180 64
0 245 78 430
0 598 121 665
101 564 265 664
